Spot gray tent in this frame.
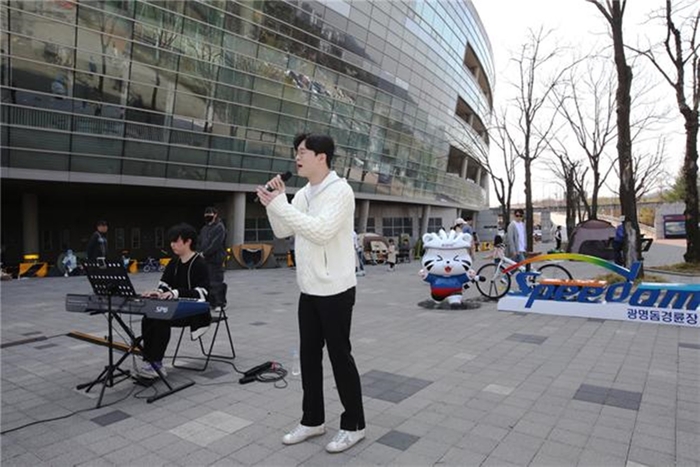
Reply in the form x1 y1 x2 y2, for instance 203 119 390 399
567 219 616 260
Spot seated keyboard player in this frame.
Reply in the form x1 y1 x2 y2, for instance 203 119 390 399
138 223 210 379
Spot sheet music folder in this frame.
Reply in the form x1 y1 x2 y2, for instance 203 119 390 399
83 260 137 298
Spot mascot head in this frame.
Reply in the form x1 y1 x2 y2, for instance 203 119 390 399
421 229 473 276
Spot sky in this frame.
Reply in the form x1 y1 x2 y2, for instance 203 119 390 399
470 0 686 206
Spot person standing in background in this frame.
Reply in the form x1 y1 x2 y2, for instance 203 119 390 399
353 231 365 276
256 133 366 454
554 226 563 251
613 216 625 266
198 207 227 312
386 238 397 272
506 209 526 263
86 220 108 261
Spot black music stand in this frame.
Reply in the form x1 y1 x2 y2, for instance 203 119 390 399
77 260 193 407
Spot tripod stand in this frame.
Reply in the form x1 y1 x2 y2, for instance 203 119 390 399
76 260 194 407
76 260 138 408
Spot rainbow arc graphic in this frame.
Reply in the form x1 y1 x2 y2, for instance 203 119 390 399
502 253 636 280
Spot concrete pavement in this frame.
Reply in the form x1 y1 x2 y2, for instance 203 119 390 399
2 240 699 466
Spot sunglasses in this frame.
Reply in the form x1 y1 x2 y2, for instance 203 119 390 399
515 214 523 217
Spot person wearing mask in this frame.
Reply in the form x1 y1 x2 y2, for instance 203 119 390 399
86 220 108 261
198 207 227 313
505 209 526 263
256 133 366 454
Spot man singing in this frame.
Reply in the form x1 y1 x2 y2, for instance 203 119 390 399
255 133 365 453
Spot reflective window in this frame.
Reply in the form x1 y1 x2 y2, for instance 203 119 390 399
1 0 492 207
244 217 273 242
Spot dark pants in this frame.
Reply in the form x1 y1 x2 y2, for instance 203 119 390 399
207 263 226 308
141 313 211 363
613 240 624 266
298 287 365 431
555 239 561 250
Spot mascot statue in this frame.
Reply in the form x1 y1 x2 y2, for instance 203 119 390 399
418 229 479 310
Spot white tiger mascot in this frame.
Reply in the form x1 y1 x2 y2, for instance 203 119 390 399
419 229 477 308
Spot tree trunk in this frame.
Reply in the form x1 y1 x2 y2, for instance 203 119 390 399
565 174 577 247
590 171 600 219
610 1 641 270
683 111 700 262
525 159 533 253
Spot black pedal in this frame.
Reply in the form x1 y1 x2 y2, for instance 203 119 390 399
133 374 158 387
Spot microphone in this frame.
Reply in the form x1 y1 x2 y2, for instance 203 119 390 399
254 171 292 202
243 361 275 377
239 361 276 384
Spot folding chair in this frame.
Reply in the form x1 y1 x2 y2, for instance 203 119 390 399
172 307 236 372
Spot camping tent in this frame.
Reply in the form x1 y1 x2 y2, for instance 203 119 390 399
566 219 616 260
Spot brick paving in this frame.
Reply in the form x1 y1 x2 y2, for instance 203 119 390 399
2 241 699 466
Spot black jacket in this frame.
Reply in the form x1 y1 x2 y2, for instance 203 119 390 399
198 220 227 265
157 253 209 300
86 231 107 260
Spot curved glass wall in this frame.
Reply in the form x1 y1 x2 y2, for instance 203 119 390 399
1 0 493 208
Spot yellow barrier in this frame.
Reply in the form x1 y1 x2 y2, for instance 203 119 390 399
19 262 48 278
128 259 139 274
159 258 171 268
479 241 493 251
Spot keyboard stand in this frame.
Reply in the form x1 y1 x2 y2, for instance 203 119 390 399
77 261 194 407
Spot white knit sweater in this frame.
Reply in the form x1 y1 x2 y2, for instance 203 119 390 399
266 171 357 296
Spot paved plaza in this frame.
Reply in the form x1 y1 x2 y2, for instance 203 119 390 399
1 240 699 466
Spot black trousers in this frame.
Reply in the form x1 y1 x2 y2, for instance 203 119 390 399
206 263 226 308
141 313 211 363
298 287 365 431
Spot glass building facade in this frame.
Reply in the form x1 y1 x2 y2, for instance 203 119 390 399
1 0 493 264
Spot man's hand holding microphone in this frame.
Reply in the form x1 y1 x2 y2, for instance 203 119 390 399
255 171 292 206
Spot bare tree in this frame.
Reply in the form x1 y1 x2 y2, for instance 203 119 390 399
608 136 669 200
632 0 700 262
506 27 568 252
487 109 520 226
587 0 642 269
552 57 617 220
546 141 585 240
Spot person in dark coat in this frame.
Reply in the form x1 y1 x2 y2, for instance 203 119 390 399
86 220 108 260
198 207 227 312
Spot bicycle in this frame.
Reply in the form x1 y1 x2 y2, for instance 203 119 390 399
475 247 572 300
142 256 166 273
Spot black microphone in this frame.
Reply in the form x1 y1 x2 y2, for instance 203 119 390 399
239 361 276 384
254 171 292 202
243 361 275 377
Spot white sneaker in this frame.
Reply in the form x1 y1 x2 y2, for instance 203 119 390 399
136 361 167 379
282 423 325 445
325 429 365 453
190 325 210 341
